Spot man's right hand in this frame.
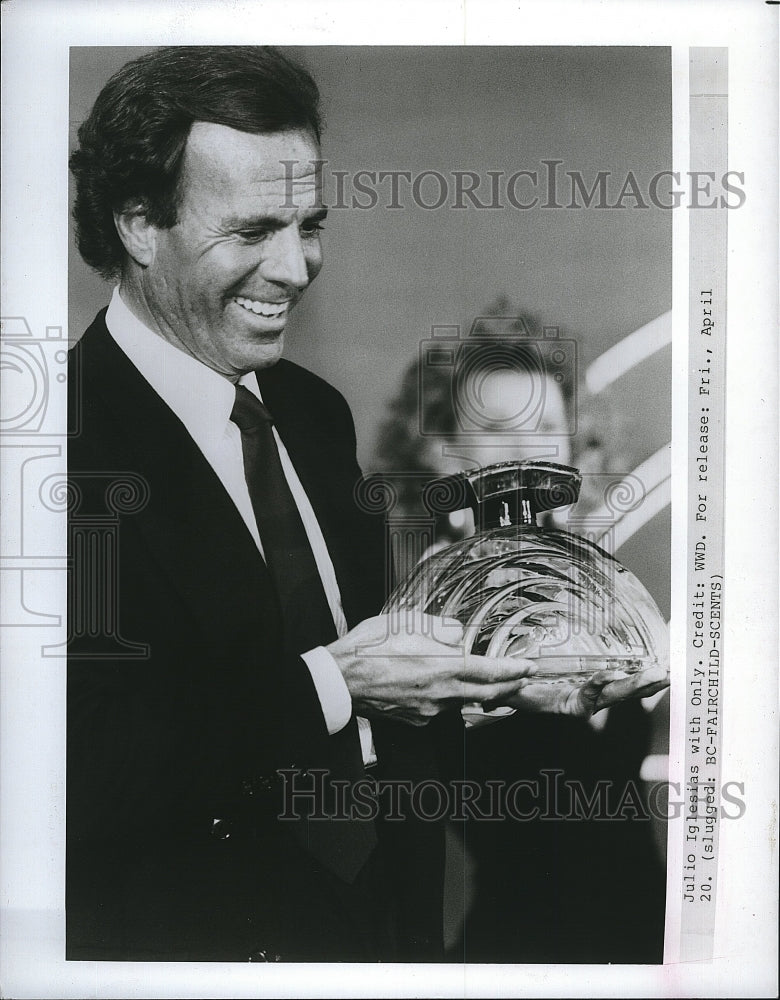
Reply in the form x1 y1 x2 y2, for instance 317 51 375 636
326 613 536 727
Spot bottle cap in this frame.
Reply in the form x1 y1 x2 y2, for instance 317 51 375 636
422 460 581 528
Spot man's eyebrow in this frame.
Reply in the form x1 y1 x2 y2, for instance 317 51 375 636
223 207 329 230
304 207 329 224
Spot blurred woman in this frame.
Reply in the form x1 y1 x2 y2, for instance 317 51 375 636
375 301 666 963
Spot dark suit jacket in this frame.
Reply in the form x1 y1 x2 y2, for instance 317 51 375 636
66 311 450 962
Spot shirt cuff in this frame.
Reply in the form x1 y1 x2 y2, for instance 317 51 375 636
639 753 669 782
301 646 353 736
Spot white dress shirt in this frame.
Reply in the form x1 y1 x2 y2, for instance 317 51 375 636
105 287 375 763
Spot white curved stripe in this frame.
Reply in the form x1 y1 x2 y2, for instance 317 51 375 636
625 444 671 502
587 444 671 548
587 445 670 528
586 311 672 395
608 477 671 552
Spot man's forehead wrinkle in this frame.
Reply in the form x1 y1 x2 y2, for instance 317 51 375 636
255 159 322 183
177 124 323 220
184 121 322 182
183 178 323 220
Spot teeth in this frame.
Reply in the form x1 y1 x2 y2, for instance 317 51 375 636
234 297 289 318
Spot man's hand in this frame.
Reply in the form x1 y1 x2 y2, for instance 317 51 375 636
502 665 670 719
326 613 536 727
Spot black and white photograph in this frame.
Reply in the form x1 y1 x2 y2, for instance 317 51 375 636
1 2 777 997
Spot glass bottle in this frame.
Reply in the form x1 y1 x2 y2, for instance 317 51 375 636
384 460 668 720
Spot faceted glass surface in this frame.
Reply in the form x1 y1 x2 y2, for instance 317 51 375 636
384 523 669 687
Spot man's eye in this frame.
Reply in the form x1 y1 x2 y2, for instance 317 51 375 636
300 222 325 236
236 230 269 243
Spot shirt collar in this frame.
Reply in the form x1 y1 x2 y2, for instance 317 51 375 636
104 286 261 451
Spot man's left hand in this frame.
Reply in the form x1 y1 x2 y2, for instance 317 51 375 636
499 664 670 718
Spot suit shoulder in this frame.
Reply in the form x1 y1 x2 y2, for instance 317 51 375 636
259 358 353 422
266 358 347 403
69 308 110 358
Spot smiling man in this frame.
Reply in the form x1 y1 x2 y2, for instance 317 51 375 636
115 123 326 376
66 45 537 964
67 45 667 963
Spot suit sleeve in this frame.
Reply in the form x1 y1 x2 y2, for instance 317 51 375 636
66 542 339 846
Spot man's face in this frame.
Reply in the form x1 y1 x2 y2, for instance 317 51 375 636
136 123 325 377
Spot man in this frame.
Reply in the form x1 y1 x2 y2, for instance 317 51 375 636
67 46 667 963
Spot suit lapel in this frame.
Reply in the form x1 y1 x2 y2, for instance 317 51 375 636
77 316 283 650
77 314 383 646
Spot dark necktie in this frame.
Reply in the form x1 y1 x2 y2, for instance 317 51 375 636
230 385 337 655
230 384 376 882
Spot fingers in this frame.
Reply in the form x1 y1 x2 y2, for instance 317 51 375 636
638 665 671 686
501 681 572 715
589 665 669 685
446 657 538 707
460 654 538 684
634 679 670 699
458 676 535 705
592 666 671 710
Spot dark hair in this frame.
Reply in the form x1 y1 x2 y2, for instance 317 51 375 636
376 358 456 473
70 46 322 279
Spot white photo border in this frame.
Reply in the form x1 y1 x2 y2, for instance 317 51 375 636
1 1 777 997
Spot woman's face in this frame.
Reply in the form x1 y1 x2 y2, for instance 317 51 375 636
453 368 571 469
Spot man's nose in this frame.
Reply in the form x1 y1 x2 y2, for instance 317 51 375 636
260 226 311 289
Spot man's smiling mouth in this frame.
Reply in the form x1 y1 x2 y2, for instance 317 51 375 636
234 296 290 318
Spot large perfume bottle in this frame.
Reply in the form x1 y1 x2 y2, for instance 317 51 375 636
383 461 668 719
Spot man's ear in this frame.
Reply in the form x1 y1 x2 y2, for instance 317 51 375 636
113 205 158 268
